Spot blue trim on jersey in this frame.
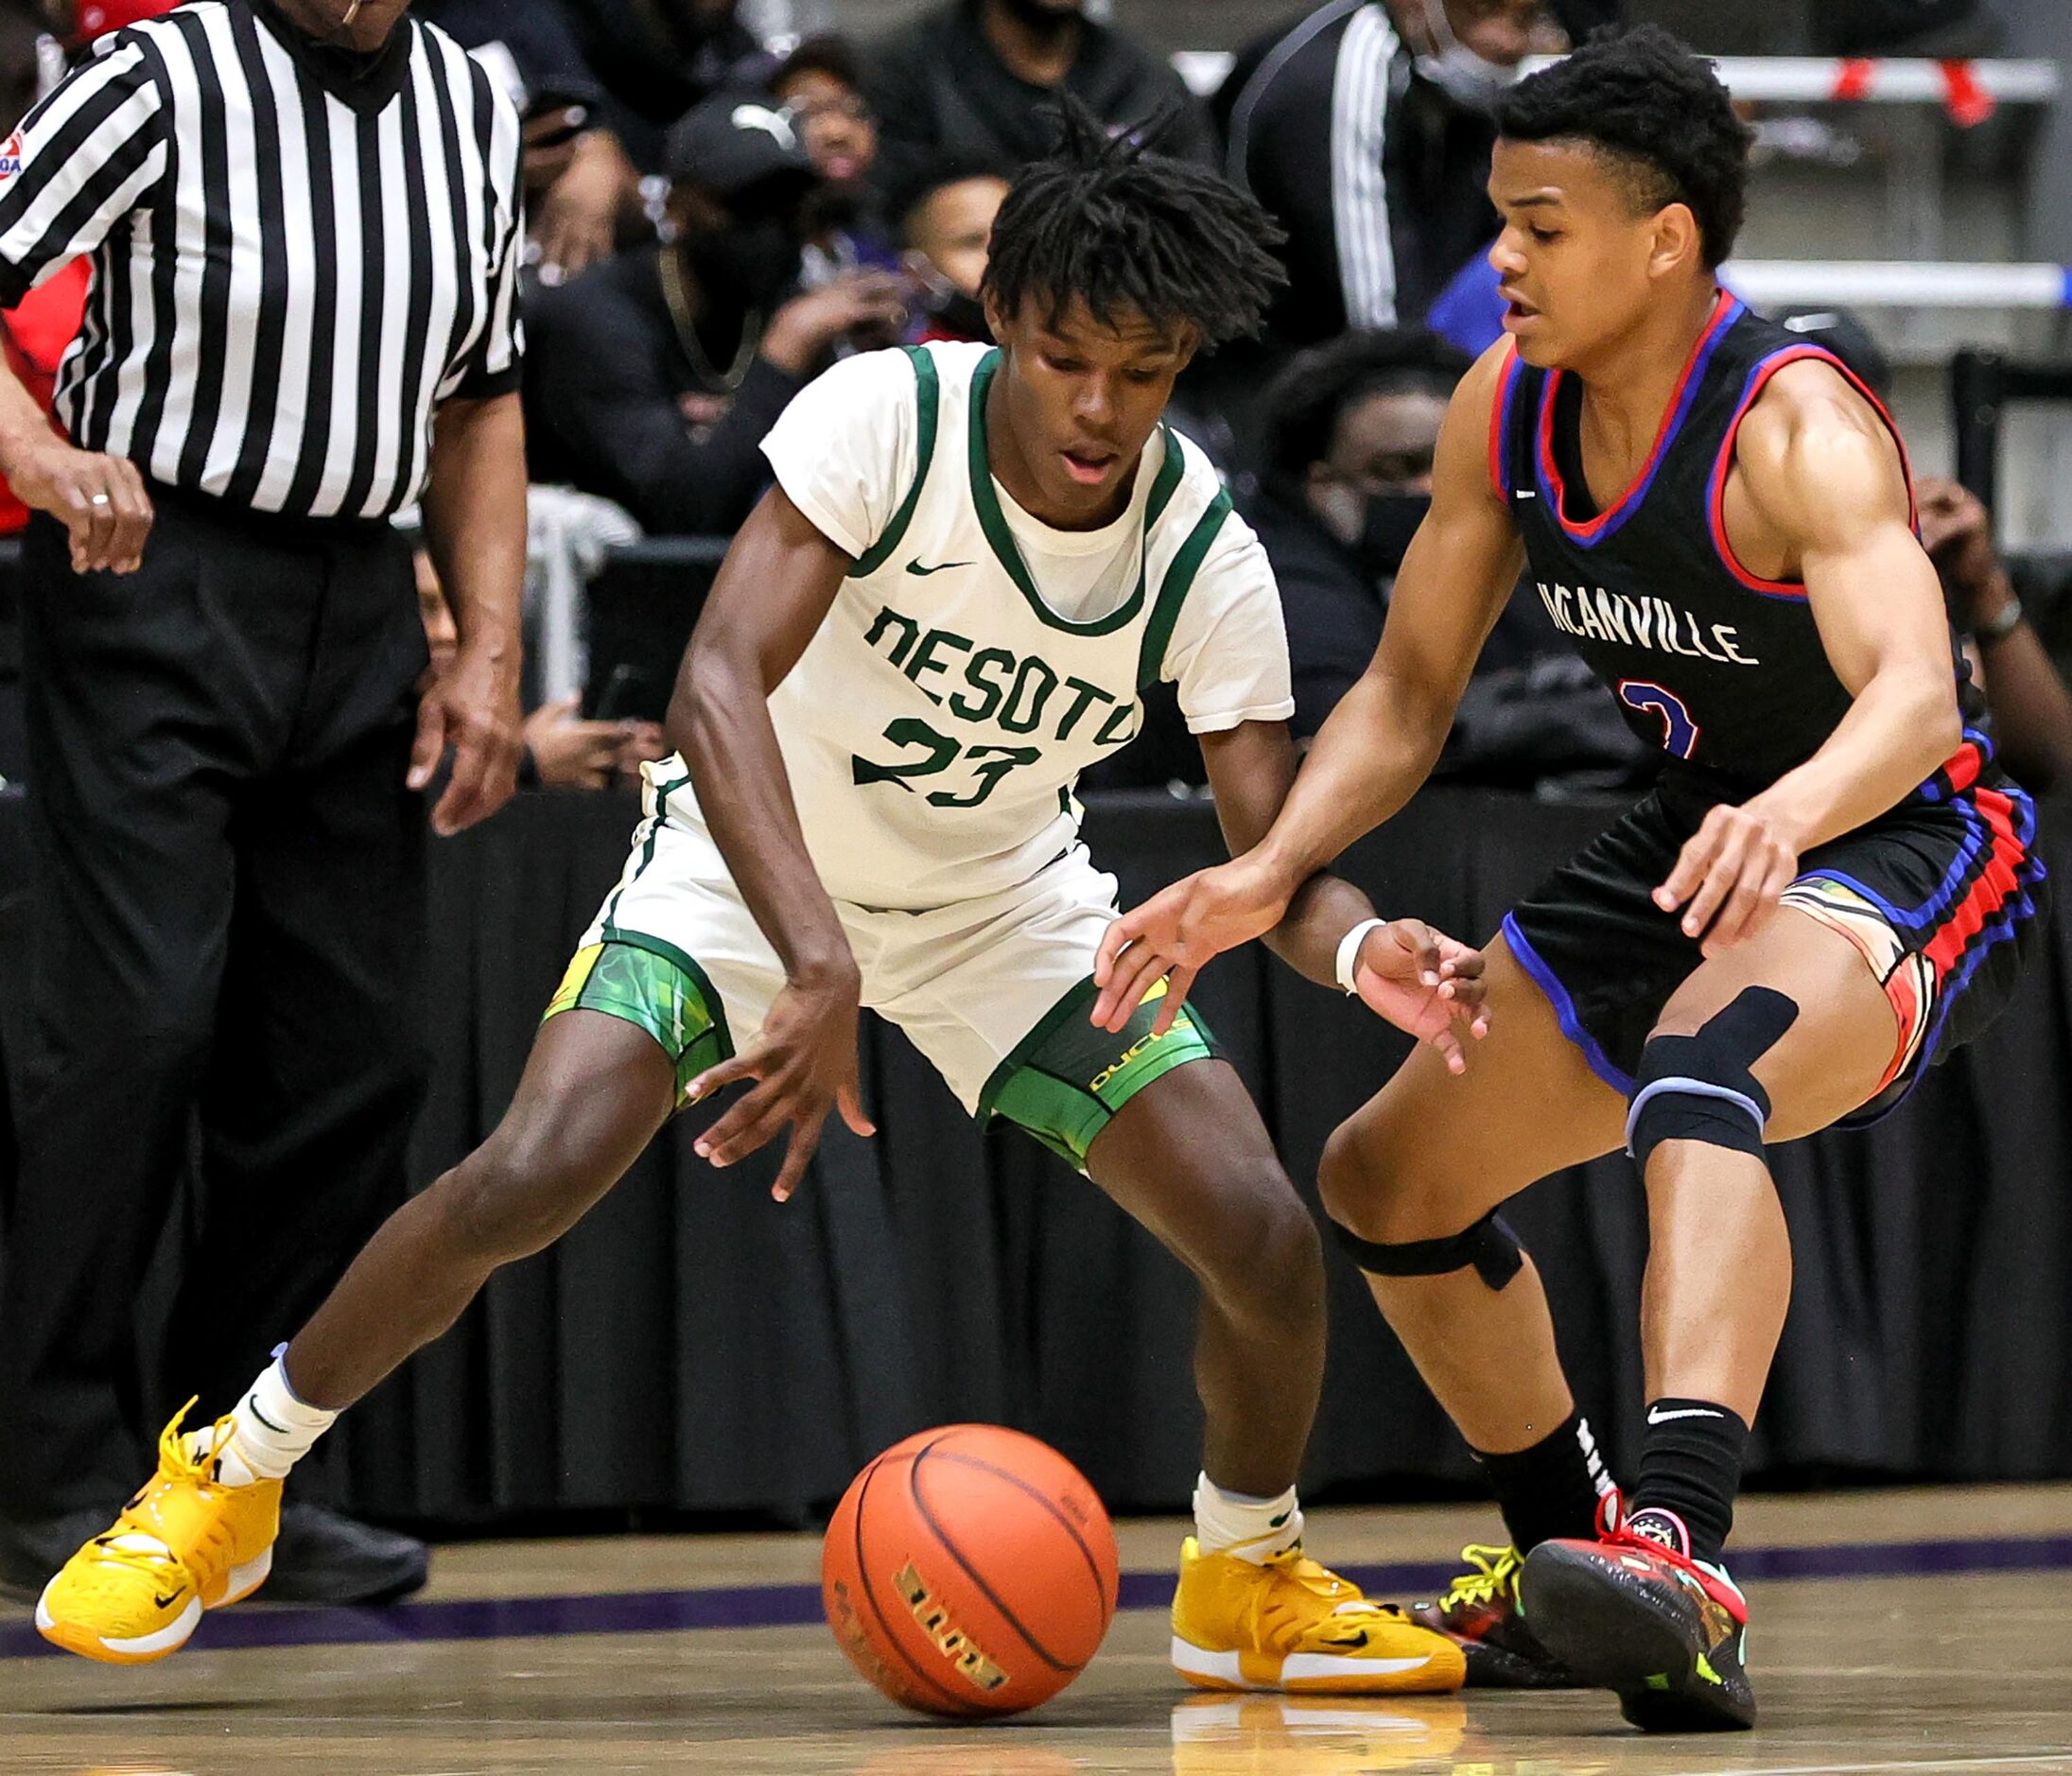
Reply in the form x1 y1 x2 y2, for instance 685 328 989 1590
1502 911 1635 1094
1532 294 1744 548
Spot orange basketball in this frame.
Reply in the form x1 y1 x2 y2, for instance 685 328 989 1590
822 1424 1121 1719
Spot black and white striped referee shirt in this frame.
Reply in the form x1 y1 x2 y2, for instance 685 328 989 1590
0 0 523 522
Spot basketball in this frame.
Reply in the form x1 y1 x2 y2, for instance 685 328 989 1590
821 1424 1121 1718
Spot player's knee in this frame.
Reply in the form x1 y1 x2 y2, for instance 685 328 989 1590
1316 1119 1433 1245
435 1140 588 1267
1629 986 1801 1174
1192 1167 1323 1317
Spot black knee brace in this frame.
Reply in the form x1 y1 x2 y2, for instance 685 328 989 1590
1627 986 1800 1173
1330 1210 1524 1292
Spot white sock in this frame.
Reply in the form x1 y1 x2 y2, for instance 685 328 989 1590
216 1349 338 1485
1193 1471 1303 1564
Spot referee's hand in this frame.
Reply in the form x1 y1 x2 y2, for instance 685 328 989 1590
9 439 153 575
409 644 523 836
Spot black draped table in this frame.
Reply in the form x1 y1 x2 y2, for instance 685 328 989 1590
4 784 2070 1529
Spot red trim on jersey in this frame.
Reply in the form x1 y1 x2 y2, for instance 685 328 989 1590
1706 345 1920 600
1939 737 1985 799
1488 345 1520 504
1535 289 1735 543
1924 783 2028 984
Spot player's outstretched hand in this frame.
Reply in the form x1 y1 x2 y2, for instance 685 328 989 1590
1349 918 1490 1074
1091 857 1294 1036
1655 801 1801 957
687 977 877 1203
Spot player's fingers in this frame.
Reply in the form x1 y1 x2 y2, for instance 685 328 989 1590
1148 964 1198 1038
407 697 447 792
1435 935 1485 979
770 1117 825 1203
108 461 153 571
685 1050 762 1106
1100 946 1175 1033
698 1083 797 1167
1093 913 1146 989
1444 972 1489 1018
836 1075 875 1138
1430 1026 1467 1075
1680 829 1750 939
1657 811 1727 910
1390 919 1444 987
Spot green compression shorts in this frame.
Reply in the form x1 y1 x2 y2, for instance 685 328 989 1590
544 941 1214 1170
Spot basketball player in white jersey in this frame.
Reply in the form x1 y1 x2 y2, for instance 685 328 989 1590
39 104 1489 1694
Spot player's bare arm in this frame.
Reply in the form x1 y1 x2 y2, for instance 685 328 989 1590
1094 343 1524 1009
1092 716 1489 1068
1657 359 1963 954
665 485 877 1200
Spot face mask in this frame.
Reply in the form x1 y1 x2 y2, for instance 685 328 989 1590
906 253 992 343
1359 491 1430 578
1417 0 1521 111
684 212 802 313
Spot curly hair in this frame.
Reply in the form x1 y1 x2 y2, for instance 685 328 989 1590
1494 26 1753 270
1260 329 1470 482
981 96 1287 351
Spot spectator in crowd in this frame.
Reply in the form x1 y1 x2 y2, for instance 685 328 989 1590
864 0 1213 209
1918 478 2072 794
895 159 1013 345
1217 0 1561 357
1249 326 1647 787
523 96 909 537
416 551 667 792
427 0 768 284
1247 330 1464 739
770 34 897 279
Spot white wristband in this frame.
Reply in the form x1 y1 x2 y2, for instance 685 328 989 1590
1334 918 1387 995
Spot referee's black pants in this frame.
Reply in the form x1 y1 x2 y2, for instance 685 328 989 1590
0 493 430 1517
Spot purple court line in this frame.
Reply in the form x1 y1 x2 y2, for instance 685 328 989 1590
6 1533 2072 1661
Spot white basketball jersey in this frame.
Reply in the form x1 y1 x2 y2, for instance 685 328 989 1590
673 340 1292 910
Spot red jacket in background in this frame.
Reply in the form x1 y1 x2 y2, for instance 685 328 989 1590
0 257 90 534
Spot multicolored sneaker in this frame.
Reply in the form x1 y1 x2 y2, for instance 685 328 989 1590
36 1402 282 1665
1171 1538 1468 1695
1408 1542 1575 1687
1518 1499 1754 1732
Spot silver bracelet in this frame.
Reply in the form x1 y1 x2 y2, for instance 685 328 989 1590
1334 918 1387 996
1975 598 2025 644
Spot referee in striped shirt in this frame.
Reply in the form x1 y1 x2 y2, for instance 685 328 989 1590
0 0 525 1604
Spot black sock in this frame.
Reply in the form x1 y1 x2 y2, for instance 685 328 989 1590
1473 1410 1611 1553
1633 1398 1750 1564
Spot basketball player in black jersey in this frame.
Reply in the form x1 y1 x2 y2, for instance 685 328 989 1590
1088 27 2047 1734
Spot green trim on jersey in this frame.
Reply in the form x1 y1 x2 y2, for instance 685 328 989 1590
965 348 1186 636
544 939 735 1106
848 345 942 580
601 769 692 933
1137 488 1234 690
978 975 1216 1172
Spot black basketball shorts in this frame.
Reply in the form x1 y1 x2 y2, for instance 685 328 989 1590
1503 741 2049 1126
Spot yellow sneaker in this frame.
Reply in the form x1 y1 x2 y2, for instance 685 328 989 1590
36 1401 282 1665
1170 1539 1468 1695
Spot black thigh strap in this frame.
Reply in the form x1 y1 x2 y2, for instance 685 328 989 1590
1330 1210 1524 1291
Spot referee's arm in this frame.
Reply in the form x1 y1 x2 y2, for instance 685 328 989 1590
413 147 531 838
0 35 165 572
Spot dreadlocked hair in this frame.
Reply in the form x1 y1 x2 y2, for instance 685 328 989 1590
981 95 1287 352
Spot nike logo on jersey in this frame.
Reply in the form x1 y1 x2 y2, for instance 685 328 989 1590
1537 581 1761 668
1647 1405 1728 1424
905 559 972 576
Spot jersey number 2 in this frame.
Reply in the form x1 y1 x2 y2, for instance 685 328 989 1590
1617 680 1700 761
852 718 1040 809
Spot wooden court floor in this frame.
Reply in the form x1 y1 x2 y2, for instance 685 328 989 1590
5 1487 2072 1774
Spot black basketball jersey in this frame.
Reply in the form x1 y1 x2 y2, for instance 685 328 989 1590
1491 294 1974 800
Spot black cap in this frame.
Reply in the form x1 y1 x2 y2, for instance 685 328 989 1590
664 93 817 200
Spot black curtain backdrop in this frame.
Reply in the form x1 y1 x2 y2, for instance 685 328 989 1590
4 785 2069 1531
